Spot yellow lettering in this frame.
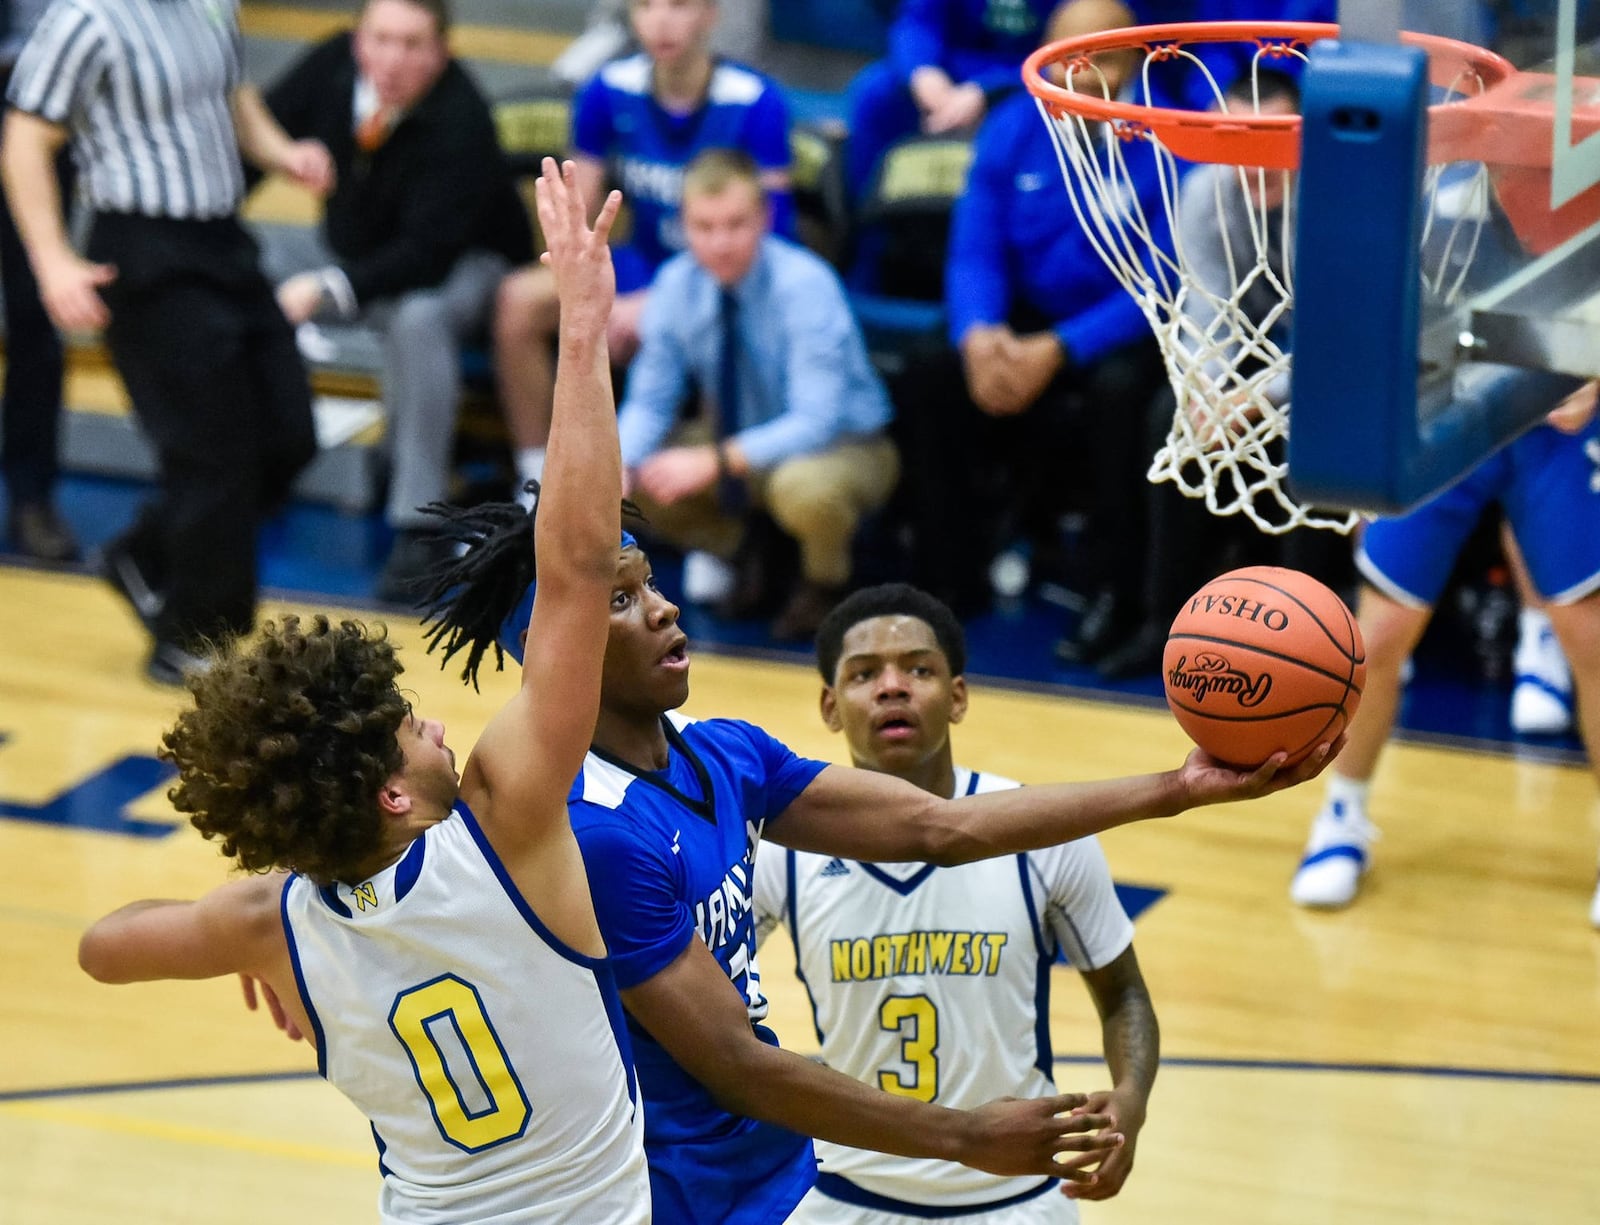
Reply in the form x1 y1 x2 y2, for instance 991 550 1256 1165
831 940 853 982
951 932 970 974
927 930 955 972
888 933 910 974
850 938 871 980
872 936 892 979
906 932 927 973
985 932 1008 974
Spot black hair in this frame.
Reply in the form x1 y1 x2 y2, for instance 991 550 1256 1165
814 583 967 683
1227 65 1301 110
414 483 645 690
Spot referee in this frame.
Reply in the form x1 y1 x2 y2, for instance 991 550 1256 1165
2 0 332 684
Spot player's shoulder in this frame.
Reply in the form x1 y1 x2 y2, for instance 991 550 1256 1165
43 0 114 33
595 52 653 98
706 58 782 108
670 709 767 754
762 236 841 294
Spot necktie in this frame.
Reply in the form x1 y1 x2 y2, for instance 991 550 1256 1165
355 106 393 154
715 289 746 513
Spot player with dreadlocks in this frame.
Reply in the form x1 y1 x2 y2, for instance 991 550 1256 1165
417 488 1345 1224
75 159 652 1223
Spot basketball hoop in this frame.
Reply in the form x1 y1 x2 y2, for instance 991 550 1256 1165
1023 21 1517 534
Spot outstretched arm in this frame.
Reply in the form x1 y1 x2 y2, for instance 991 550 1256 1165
466 160 624 850
766 741 1343 864
78 877 288 981
621 937 1121 1183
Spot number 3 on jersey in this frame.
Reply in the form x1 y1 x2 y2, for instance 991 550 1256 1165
390 974 532 1151
877 993 939 1102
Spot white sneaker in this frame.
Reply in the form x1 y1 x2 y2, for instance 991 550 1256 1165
682 550 735 605
1290 799 1378 908
1511 680 1574 735
1511 618 1573 735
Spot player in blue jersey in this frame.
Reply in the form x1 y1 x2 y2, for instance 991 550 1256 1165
1290 373 1600 927
494 0 794 502
417 495 1343 1223
755 583 1157 1223
73 161 653 1224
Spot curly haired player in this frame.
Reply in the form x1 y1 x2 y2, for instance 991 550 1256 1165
74 160 653 1224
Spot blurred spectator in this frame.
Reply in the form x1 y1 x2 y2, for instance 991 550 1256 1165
3 0 324 684
552 0 769 85
618 150 897 641
914 0 1165 658
257 0 533 604
844 0 1056 200
495 0 792 506
0 0 77 562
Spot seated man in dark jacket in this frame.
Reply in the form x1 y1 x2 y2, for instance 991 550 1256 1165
257 0 533 600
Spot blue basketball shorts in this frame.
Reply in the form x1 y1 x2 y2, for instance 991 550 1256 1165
1357 419 1600 607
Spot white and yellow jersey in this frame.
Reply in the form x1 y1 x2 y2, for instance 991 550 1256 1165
754 767 1133 1216
282 804 649 1225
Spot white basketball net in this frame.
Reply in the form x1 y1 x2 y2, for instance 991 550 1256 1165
1035 39 1496 533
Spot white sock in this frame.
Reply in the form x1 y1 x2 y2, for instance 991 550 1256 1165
1324 774 1371 812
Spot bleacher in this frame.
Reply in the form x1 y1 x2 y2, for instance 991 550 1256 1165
33 1 904 513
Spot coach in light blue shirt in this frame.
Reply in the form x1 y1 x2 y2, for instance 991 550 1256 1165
618 148 899 642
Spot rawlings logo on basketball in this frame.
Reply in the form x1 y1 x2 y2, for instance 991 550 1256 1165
1167 652 1273 706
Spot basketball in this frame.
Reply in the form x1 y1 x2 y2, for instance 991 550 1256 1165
1163 566 1366 769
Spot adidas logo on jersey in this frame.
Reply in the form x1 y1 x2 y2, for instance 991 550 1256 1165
820 858 851 878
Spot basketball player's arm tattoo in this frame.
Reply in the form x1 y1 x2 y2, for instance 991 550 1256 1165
1082 946 1159 1114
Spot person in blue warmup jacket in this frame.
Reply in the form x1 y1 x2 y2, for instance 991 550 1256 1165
493 0 794 505
844 0 1058 200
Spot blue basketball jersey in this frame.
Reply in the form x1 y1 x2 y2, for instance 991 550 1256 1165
572 54 792 274
569 711 829 1225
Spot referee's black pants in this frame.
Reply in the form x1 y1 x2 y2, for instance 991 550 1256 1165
90 212 316 648
0 102 71 510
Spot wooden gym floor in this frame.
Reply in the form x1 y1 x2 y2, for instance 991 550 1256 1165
3 561 1598 1224
3 3 1598 1219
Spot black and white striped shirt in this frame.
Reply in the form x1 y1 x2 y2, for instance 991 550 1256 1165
7 0 245 218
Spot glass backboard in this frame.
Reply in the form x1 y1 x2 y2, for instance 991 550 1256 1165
1288 0 1600 513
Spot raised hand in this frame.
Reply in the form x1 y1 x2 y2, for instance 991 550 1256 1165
955 1093 1123 1183
533 157 623 345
